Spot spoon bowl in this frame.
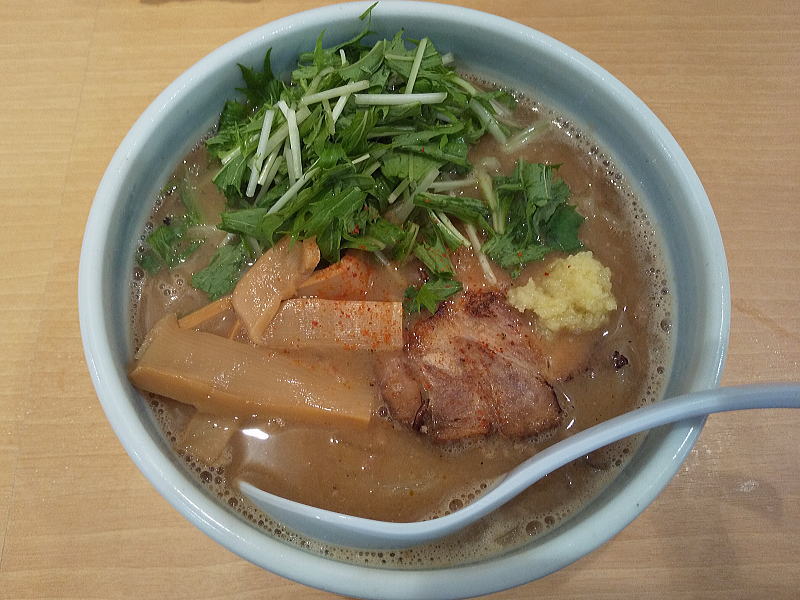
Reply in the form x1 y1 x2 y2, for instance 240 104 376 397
240 383 800 549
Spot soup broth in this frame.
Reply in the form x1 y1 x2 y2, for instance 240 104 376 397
130 77 671 566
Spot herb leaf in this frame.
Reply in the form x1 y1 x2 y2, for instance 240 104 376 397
415 192 488 224
404 275 462 313
413 236 454 275
483 161 583 276
137 249 163 275
546 204 584 252
237 49 284 106
380 151 442 182
145 219 203 271
191 242 249 301
179 180 203 225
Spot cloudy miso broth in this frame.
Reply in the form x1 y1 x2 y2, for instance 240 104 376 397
129 60 672 564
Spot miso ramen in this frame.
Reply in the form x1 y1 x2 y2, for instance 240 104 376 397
128 21 672 567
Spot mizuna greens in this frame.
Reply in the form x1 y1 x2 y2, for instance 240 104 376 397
139 6 584 310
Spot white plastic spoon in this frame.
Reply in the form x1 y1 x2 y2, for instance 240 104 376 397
239 383 800 549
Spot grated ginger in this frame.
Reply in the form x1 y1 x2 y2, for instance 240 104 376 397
507 251 617 333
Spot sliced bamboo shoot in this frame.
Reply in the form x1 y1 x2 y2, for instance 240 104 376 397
232 236 320 342
227 318 245 341
178 296 232 329
297 252 373 300
262 299 403 351
129 314 374 427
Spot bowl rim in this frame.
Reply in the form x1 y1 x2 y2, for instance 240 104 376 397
78 2 730 598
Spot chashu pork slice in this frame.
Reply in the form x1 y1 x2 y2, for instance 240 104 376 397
380 291 562 442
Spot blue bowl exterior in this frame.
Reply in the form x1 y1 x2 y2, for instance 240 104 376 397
79 2 729 598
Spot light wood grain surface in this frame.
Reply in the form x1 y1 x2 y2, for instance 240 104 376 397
1 1 798 598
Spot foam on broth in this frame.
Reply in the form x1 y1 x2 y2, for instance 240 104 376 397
129 77 672 567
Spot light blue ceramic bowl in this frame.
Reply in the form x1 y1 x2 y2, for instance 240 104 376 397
79 2 729 598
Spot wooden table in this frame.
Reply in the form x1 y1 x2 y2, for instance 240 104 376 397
1 1 798 598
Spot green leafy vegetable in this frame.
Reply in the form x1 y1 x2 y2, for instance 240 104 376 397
547 204 585 252
415 192 488 224
380 151 442 182
140 217 203 273
392 221 419 262
163 11 587 311
404 275 462 313
414 245 451 277
482 161 584 277
342 217 405 253
179 180 204 225
137 249 162 275
237 48 284 107
191 242 249 301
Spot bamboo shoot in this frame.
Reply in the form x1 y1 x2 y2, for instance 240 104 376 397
232 236 320 342
177 296 232 329
262 299 403 350
297 253 373 300
129 314 375 427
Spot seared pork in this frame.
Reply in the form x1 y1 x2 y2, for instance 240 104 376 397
379 291 564 442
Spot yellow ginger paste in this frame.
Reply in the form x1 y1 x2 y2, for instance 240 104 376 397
507 251 617 333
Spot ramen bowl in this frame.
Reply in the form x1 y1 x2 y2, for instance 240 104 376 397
78 2 729 597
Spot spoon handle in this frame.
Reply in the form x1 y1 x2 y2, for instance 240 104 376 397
486 383 800 513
